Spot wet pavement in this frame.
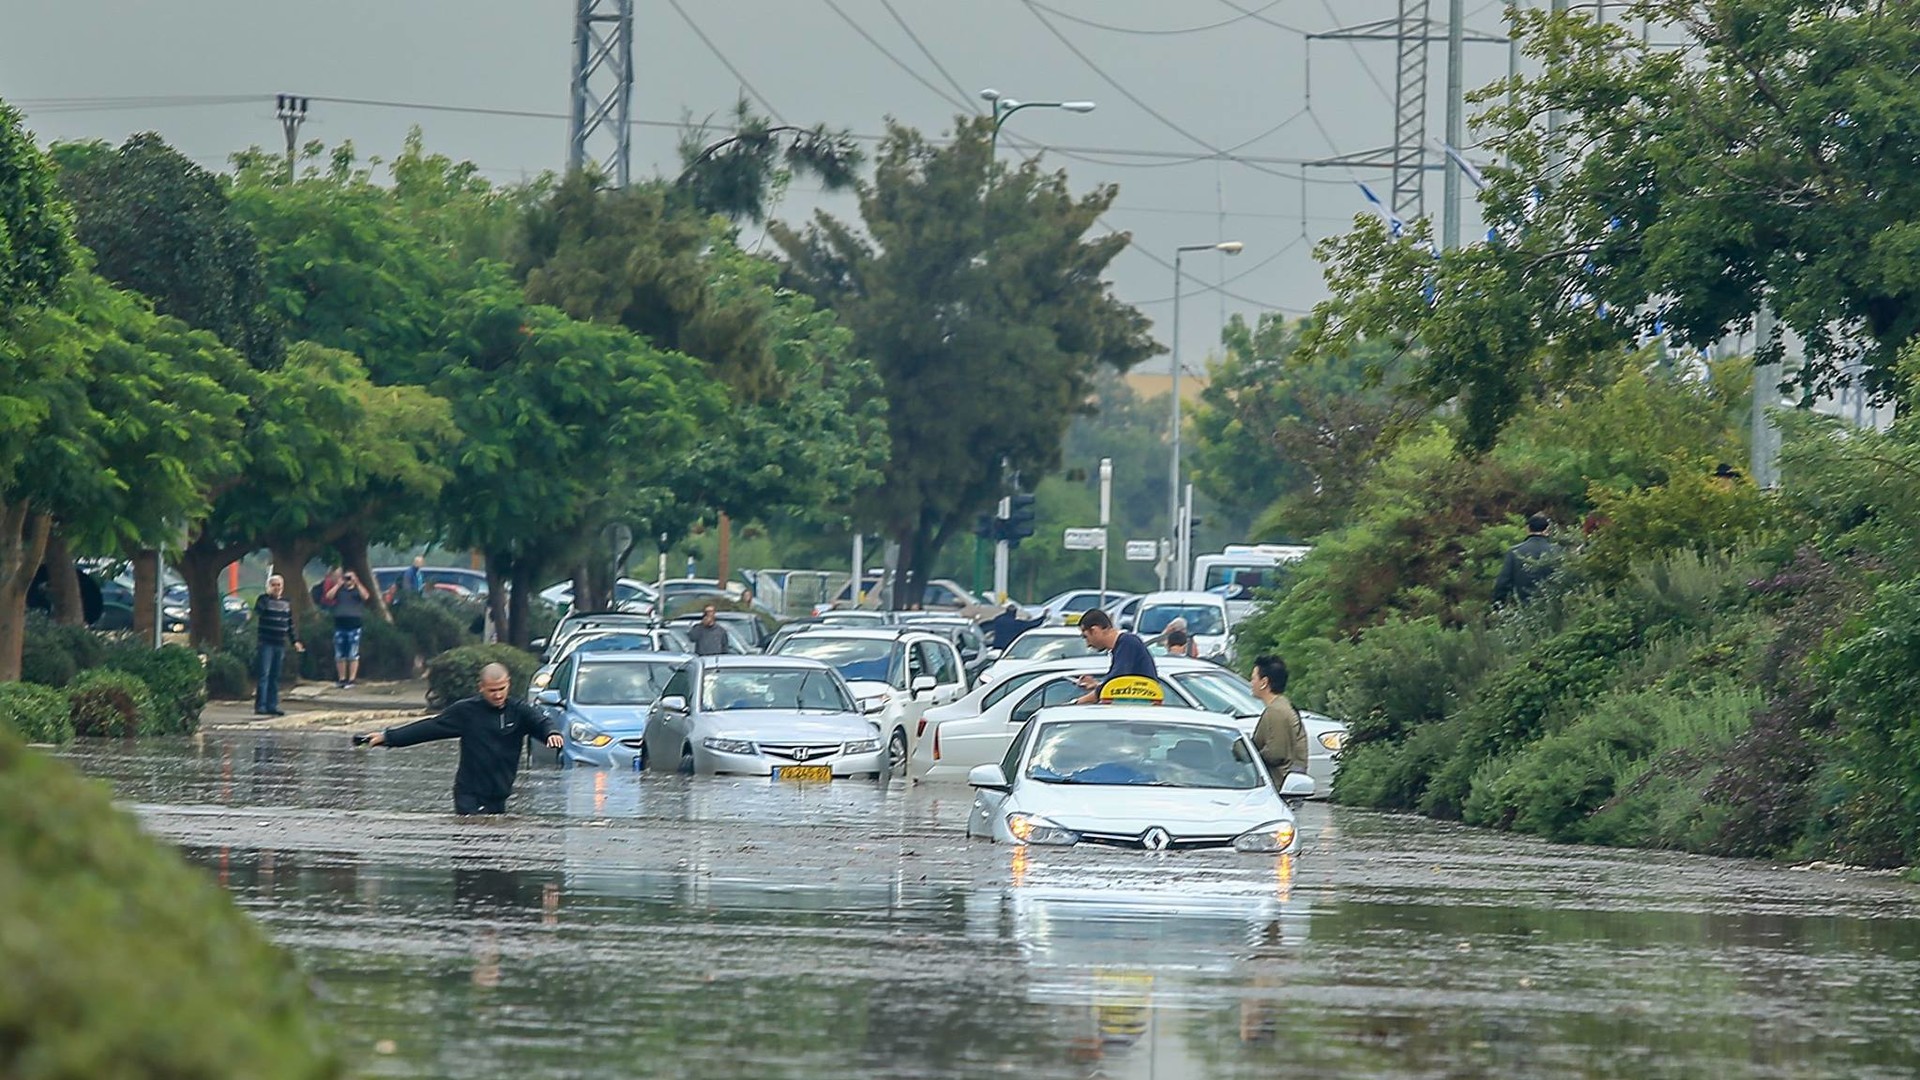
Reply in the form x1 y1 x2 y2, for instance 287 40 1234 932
63 730 1920 1079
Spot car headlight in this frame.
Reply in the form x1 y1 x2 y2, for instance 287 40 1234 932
1006 812 1080 846
531 670 553 689
843 738 880 754
1232 820 1298 853
1318 730 1346 752
567 721 612 748
702 737 757 755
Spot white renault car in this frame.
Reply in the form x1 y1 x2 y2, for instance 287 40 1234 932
916 656 1346 793
768 627 968 773
965 705 1311 851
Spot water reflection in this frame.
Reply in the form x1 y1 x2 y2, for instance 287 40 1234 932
65 730 1920 1079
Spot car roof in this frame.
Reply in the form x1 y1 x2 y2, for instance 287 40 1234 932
780 626 942 642
1138 591 1229 606
696 654 837 671
1025 704 1244 729
573 651 691 665
996 655 1233 676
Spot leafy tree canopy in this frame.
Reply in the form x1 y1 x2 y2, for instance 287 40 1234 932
0 101 73 313
674 99 863 223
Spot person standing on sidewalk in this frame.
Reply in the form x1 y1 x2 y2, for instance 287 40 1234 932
250 574 303 716
317 565 372 688
356 663 561 815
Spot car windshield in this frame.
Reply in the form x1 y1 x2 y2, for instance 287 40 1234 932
775 636 893 682
574 662 677 705
563 632 657 659
701 669 855 712
1137 604 1225 636
1060 594 1103 613
1004 633 1096 662
1025 720 1264 789
1172 671 1263 718
1200 564 1289 599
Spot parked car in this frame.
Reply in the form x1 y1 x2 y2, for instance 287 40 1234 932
529 627 694 697
536 611 670 662
964 705 1312 849
767 627 968 773
816 574 990 616
888 612 989 678
537 577 658 615
1102 592 1144 631
1134 590 1233 662
973 626 1097 688
666 610 768 652
641 655 885 778
1035 589 1120 626
539 652 689 771
915 656 1346 794
656 578 745 617
373 565 491 600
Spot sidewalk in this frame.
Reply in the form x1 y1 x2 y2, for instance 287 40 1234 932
202 677 434 732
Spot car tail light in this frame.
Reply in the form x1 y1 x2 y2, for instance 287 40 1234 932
932 724 941 760
916 717 927 738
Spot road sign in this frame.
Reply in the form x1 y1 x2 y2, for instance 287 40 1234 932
1124 540 1157 561
1063 527 1107 551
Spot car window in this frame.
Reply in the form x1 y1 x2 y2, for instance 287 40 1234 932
662 665 692 705
560 632 658 662
1173 671 1263 717
930 642 960 685
574 662 675 705
1009 678 1084 724
1137 604 1226 636
999 719 1035 781
774 636 894 683
1061 594 1102 613
907 643 929 681
1025 720 1264 789
701 669 856 712
982 669 1052 710
551 656 577 696
1004 633 1096 662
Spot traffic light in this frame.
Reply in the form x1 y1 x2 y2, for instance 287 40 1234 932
973 513 999 541
1006 494 1038 542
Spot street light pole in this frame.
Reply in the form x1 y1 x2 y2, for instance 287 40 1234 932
1168 241 1243 591
981 89 1096 157
1097 458 1112 607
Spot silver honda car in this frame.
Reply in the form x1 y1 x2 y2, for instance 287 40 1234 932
640 655 887 779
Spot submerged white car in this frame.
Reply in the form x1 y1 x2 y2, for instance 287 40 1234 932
966 706 1312 851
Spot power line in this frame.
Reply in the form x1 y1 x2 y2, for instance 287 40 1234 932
663 0 785 121
1025 0 1304 36
877 0 979 110
817 0 976 113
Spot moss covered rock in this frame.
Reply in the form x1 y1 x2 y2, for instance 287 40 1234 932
0 729 340 1078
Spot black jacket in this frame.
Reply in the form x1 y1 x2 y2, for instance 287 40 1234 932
382 696 557 802
1494 533 1561 604
984 612 1044 649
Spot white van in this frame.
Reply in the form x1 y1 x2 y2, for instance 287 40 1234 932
1191 544 1311 623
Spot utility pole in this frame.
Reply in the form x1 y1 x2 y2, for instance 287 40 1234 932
569 0 634 185
1097 458 1112 608
274 94 309 181
993 496 1011 602
1442 0 1465 250
1751 305 1782 489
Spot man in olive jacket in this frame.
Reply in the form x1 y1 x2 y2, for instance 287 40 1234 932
358 663 561 815
1249 654 1309 783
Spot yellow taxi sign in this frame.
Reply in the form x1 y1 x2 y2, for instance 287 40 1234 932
1098 676 1164 704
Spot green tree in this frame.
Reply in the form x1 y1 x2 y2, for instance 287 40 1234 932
774 117 1158 603
52 133 282 368
1309 1 1920 448
674 100 862 223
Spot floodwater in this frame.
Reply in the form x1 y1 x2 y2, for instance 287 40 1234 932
64 729 1920 1079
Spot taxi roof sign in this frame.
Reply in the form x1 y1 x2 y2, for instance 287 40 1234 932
1098 675 1164 704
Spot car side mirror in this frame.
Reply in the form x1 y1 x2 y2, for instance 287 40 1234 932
536 689 563 707
1279 772 1316 799
911 674 937 698
658 695 689 714
530 638 548 650
967 763 1010 790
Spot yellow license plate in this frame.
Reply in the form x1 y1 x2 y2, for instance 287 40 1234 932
774 764 832 782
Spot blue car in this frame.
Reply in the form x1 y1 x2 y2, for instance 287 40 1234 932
538 652 690 771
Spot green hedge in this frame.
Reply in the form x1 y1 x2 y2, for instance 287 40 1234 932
66 669 155 738
101 642 206 735
205 652 252 701
0 724 341 1078
425 644 536 709
390 594 479 659
0 682 74 744
20 614 105 690
297 615 415 682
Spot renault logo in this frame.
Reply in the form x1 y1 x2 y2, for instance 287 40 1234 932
1141 827 1171 851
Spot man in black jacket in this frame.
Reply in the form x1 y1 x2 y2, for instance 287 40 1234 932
1494 513 1561 606
357 663 561 815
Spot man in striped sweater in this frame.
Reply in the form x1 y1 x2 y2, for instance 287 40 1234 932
251 574 303 716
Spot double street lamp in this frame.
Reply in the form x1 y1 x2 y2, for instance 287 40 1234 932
1168 240 1243 591
981 88 1096 156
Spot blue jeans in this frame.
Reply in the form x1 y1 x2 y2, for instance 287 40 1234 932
255 643 286 712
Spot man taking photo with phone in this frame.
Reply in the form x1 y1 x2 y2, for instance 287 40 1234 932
316 564 372 689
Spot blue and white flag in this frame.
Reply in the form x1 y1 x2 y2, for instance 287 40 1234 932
1437 141 1487 190
1357 182 1406 238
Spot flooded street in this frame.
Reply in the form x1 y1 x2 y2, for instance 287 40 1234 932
65 729 1920 1079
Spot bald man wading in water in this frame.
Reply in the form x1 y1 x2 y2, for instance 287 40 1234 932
357 663 561 815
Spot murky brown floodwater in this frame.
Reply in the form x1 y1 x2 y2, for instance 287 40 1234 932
64 729 1920 1079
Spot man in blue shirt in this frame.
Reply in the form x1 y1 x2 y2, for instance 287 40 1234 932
1072 608 1158 704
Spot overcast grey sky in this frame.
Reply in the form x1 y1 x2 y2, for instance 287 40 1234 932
0 0 1528 371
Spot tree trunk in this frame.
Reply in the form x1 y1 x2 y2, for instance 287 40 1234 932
270 538 319 636
717 512 732 587
0 503 53 682
507 561 538 647
43 527 84 627
338 532 389 623
131 547 160 641
484 555 509 644
176 533 232 650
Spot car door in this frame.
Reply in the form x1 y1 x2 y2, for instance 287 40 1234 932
894 641 936 737
646 663 694 766
923 640 966 703
938 675 1082 774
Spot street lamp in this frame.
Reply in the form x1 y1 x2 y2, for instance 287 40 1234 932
981 88 1096 157
1168 240 1243 591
